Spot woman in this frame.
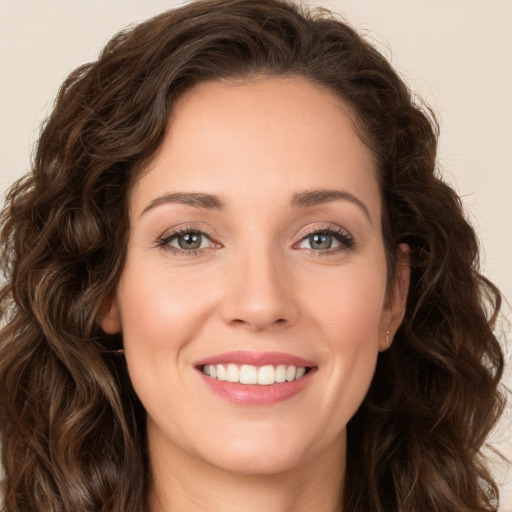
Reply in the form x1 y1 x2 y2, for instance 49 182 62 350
0 0 506 510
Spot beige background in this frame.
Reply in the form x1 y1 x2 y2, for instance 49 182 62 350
1 0 511 508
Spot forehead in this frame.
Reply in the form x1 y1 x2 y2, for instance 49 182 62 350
131 77 380 218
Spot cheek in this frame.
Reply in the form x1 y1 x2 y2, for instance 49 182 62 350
115 261 223 410
304 262 386 422
304 260 387 341
117 261 220 350
115 261 224 432
327 267 386 378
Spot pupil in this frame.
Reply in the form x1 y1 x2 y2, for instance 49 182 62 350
310 233 332 250
179 232 201 250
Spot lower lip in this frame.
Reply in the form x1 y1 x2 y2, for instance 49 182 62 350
198 369 316 405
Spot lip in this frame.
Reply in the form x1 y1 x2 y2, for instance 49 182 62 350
194 351 317 405
194 350 316 368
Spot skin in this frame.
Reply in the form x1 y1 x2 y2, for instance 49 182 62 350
101 77 409 512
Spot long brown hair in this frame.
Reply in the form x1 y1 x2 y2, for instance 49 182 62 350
0 0 505 510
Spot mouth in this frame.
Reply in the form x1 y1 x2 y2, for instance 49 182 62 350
194 351 317 404
199 363 312 385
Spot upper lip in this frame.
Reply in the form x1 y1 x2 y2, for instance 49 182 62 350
194 350 316 368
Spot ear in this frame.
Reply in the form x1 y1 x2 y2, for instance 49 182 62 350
99 291 122 334
379 243 410 351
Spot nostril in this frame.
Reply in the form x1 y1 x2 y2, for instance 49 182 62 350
228 317 288 328
230 318 250 326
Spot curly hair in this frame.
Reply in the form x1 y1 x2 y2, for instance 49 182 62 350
0 0 505 510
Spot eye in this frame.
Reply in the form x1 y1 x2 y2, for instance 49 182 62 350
300 232 340 250
170 231 209 250
296 227 354 253
158 229 216 253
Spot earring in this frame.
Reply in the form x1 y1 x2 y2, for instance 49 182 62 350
386 330 391 347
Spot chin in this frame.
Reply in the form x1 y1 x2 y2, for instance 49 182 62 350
191 420 344 477
204 441 311 476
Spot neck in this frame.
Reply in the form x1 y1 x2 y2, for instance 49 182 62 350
148 431 345 512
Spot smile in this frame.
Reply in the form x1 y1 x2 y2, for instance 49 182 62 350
195 351 317 405
202 364 308 385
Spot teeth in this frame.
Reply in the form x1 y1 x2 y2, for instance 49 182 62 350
240 364 257 384
202 364 308 385
216 364 227 381
296 367 306 379
275 364 287 383
226 363 239 382
258 365 275 385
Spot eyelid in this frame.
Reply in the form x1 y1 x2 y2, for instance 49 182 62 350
294 223 355 253
156 225 220 254
298 223 350 238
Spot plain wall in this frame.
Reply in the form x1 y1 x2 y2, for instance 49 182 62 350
1 0 511 508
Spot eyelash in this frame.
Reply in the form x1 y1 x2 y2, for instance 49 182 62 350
296 226 354 256
156 225 354 256
156 226 218 256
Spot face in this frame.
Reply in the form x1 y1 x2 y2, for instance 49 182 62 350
101 77 408 478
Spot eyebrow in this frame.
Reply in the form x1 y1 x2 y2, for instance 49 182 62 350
140 188 372 222
140 192 225 217
292 189 372 223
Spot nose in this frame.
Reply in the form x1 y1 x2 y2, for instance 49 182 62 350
220 247 300 332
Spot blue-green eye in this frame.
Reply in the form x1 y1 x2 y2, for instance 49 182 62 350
301 233 339 250
159 230 214 251
298 228 353 252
